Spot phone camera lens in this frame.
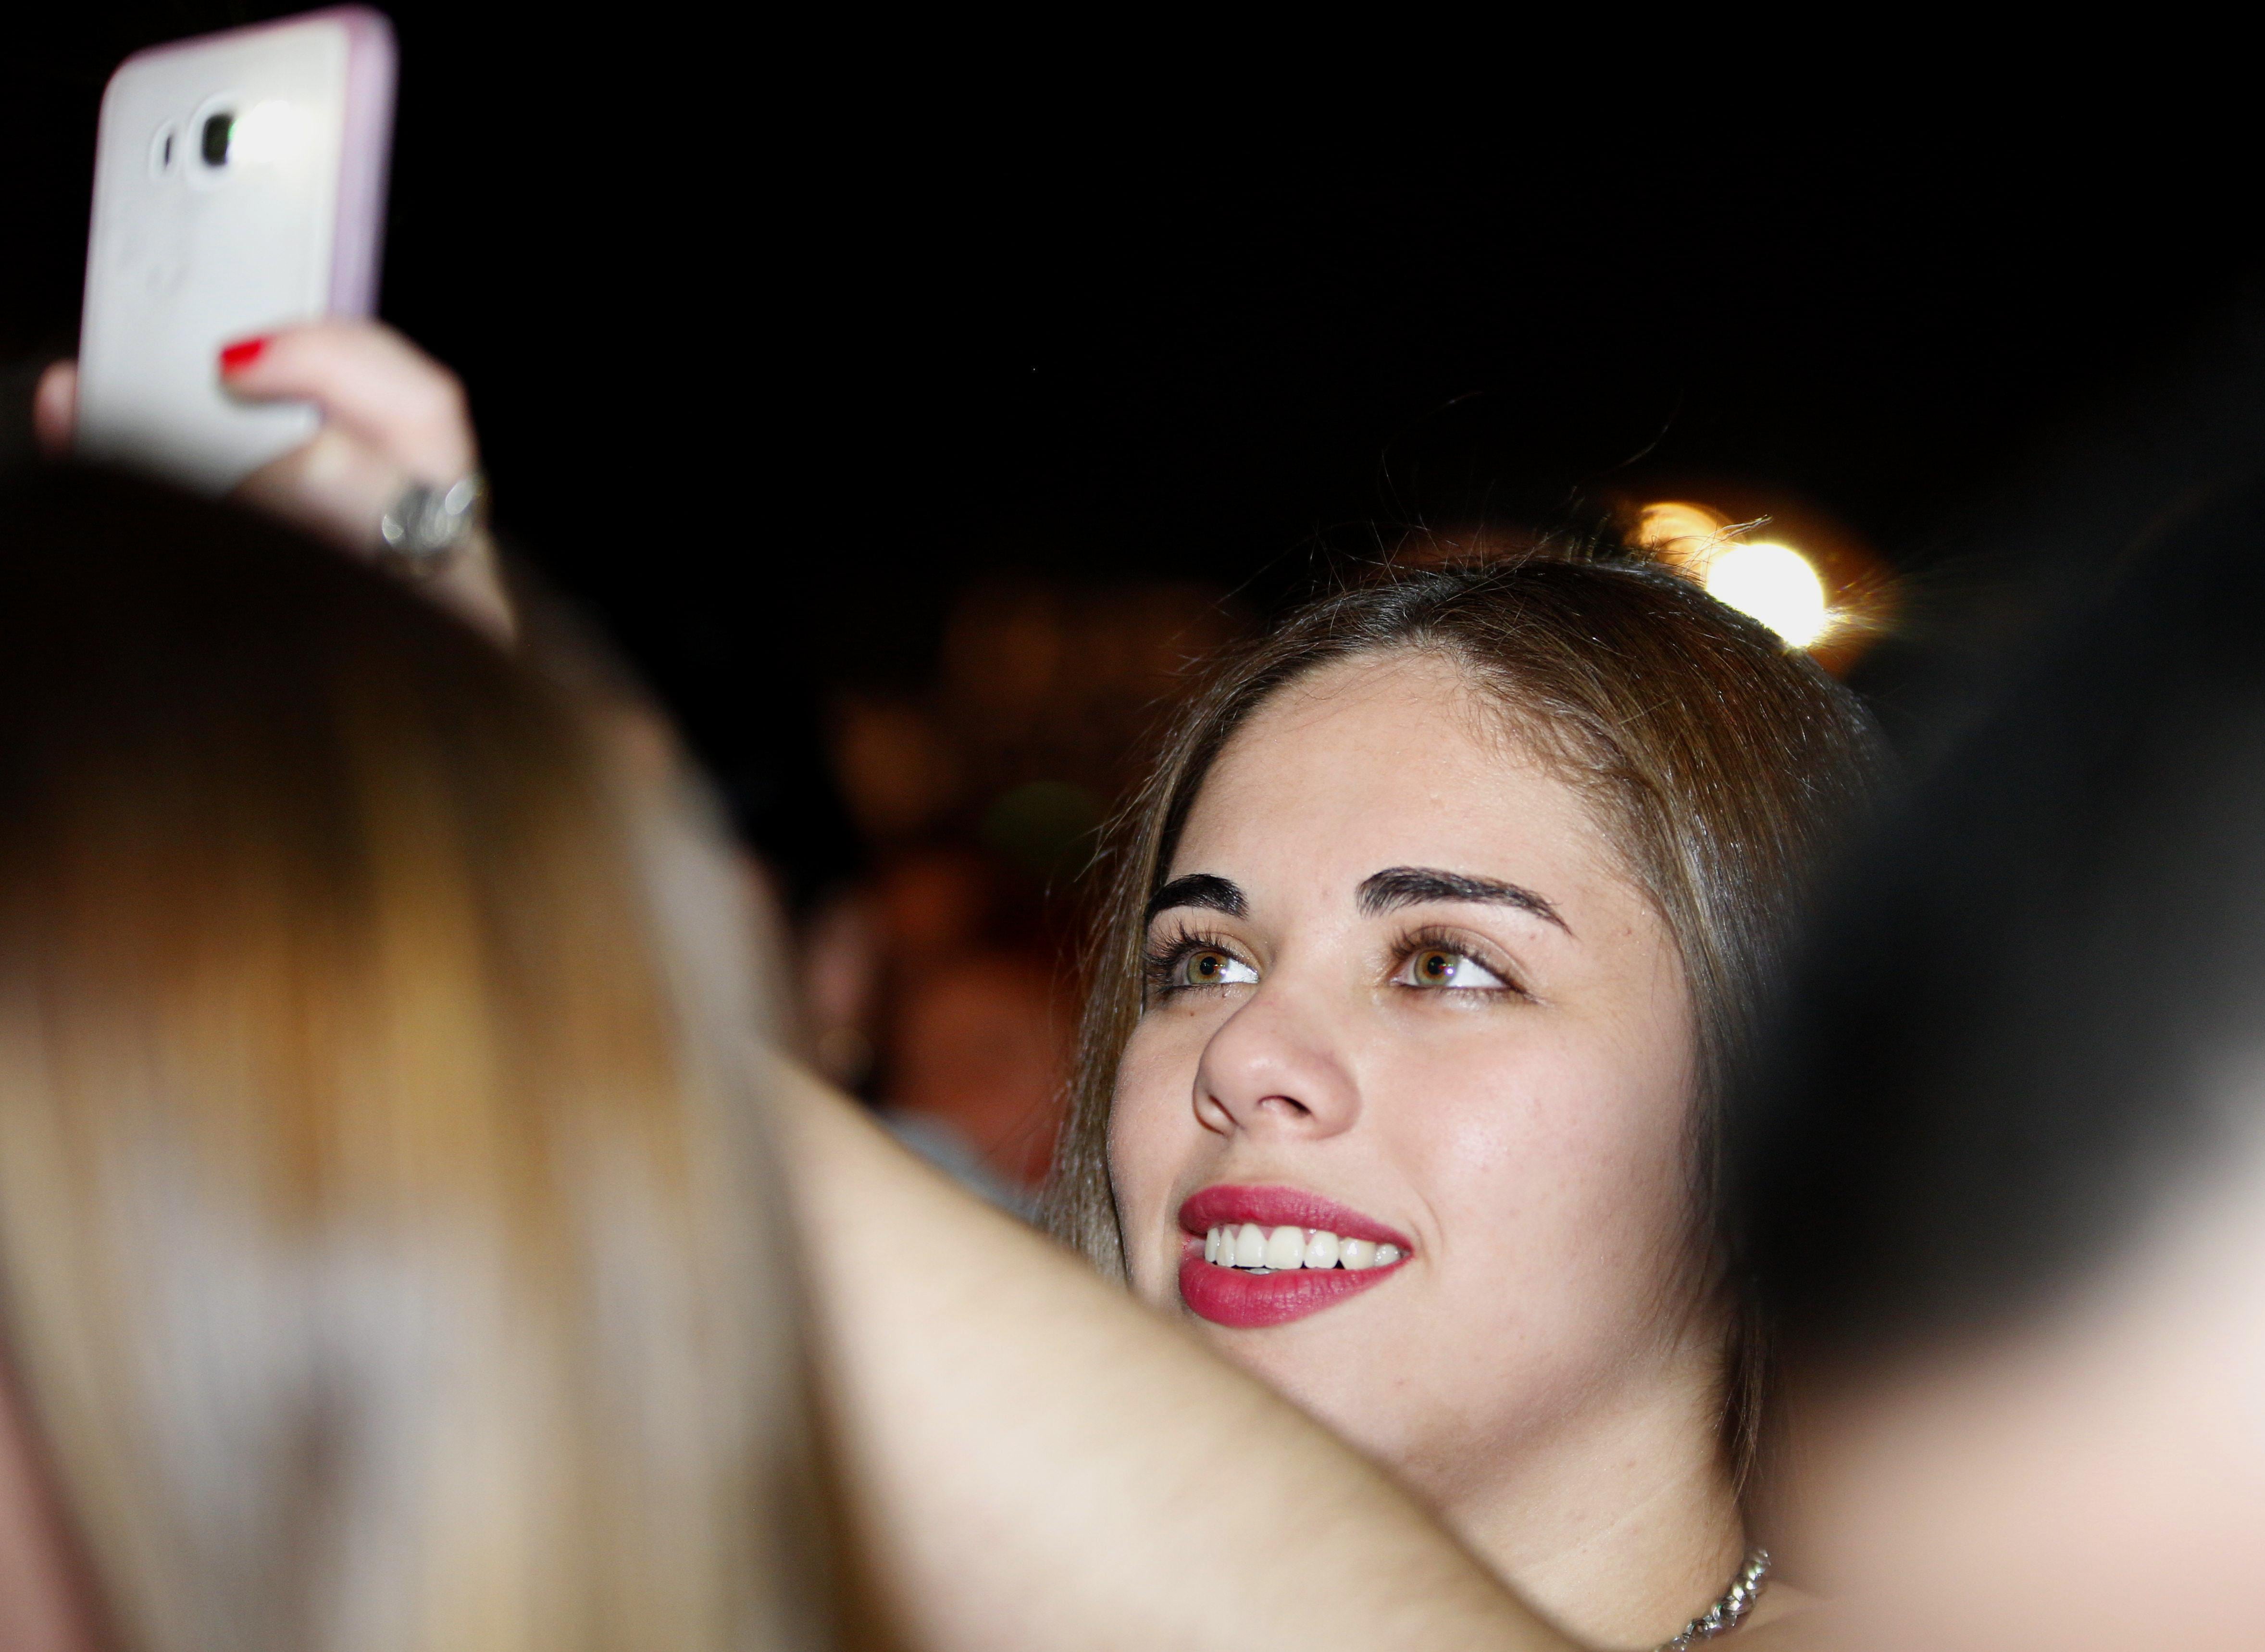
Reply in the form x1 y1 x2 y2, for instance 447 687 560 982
200 112 234 167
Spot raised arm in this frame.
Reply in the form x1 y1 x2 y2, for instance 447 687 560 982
773 1059 1577 1652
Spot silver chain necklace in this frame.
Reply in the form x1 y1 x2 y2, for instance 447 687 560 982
1653 1548 1770 1652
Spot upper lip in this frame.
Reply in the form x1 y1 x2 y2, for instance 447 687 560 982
1177 1183 1413 1250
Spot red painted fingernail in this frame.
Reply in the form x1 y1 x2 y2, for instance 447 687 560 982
218 336 270 374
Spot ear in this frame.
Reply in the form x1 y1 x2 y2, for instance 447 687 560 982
0 1355 100 1652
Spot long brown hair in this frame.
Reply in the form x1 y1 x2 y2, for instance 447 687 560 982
0 474 827 1650
1039 544 1882 1478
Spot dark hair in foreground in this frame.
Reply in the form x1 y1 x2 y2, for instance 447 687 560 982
0 473 825 1651
1041 544 1884 1480
1738 466 2265 1359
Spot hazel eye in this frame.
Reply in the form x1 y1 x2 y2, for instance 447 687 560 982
1394 947 1507 991
1177 947 1258 989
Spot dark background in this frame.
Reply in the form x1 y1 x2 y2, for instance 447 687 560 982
9 10 2264 900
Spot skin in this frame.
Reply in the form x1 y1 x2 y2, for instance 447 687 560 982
0 1017 1591 1652
776 1062 1583 1652
35 323 513 642
1110 652 1756 1649
17 340 1842 1647
0 1361 97 1652
8 339 1587 1650
1781 1127 2265 1652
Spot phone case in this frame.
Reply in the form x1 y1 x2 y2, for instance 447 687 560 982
75 7 397 493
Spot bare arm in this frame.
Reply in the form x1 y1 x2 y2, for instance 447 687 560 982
773 1060 1577 1652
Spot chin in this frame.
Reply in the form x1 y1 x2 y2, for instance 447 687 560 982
1192 1304 1409 1432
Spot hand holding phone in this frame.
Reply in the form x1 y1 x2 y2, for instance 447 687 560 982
61 12 510 639
40 325 510 643
75 6 395 493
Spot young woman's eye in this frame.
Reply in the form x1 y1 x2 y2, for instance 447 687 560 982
1172 947 1258 990
1393 946 1508 991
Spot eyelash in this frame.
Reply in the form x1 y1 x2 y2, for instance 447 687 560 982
1139 921 1528 1000
1142 921 1249 1000
1389 925 1527 998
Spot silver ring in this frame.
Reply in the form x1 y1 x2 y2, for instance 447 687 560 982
379 471 486 578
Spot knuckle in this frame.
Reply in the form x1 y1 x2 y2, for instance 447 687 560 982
413 372 468 427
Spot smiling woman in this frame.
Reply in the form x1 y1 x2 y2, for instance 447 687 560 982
1041 548 1882 1649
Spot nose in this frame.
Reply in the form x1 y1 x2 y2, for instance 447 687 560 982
1193 981 1360 1140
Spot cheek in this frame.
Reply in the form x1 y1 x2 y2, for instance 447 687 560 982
1382 1017 1693 1259
1105 1019 1207 1303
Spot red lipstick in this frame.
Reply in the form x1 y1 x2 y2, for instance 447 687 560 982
1180 1185 1413 1247
1175 1183 1412 1329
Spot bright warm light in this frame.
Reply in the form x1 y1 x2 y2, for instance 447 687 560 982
230 100 312 164
1633 500 1735 575
1704 542 1832 647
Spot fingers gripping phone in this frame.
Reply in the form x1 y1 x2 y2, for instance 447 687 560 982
76 7 396 493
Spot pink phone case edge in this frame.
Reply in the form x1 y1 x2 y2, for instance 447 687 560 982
328 7 397 317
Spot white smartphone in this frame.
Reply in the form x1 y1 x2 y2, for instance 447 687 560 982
75 7 397 493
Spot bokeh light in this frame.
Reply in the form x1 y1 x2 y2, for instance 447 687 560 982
1703 541 1832 648
1629 498 1871 658
1634 501 1736 569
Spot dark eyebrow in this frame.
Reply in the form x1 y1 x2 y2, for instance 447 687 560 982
1356 866 1571 934
1145 873 1247 926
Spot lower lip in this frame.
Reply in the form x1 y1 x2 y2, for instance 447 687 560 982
1177 1253 1404 1328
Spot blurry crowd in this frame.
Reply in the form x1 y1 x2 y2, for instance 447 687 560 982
794 578 1244 1205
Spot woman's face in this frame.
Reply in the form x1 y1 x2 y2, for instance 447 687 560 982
1109 651 1713 1509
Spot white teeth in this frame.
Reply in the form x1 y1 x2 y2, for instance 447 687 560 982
1234 1223 1267 1267
1264 1225 1305 1269
1197 1223 1407 1273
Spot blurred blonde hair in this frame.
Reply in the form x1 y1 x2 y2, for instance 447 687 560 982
0 475 826 1651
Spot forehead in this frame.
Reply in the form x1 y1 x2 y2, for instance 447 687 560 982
1172 650 1617 894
